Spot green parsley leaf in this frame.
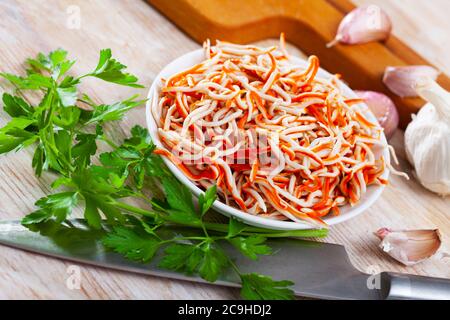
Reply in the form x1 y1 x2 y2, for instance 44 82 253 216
0 117 36 135
88 49 144 88
240 273 295 300
198 242 229 282
87 194 126 225
99 148 143 189
93 126 155 190
31 167 130 229
56 86 78 107
126 125 152 146
72 168 127 200
0 122 37 154
159 241 228 283
228 235 272 260
159 243 198 272
54 130 72 161
167 209 203 225
26 52 53 73
32 144 45 176
53 106 82 129
161 176 196 216
2 93 33 117
103 226 160 262
86 95 145 124
22 191 79 224
83 194 103 229
37 130 73 175
72 132 98 169
198 185 217 216
0 72 53 90
60 75 80 88
21 209 52 225
26 49 76 80
227 218 247 238
52 58 76 81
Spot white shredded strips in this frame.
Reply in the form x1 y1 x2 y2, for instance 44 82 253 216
154 35 406 227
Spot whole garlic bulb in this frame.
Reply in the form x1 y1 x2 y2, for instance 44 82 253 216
405 79 450 195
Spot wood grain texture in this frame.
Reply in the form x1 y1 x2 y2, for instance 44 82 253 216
147 0 450 129
0 0 449 299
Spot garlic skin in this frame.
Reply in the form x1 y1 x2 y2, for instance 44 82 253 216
327 5 392 48
354 90 399 139
375 228 442 266
405 80 450 195
383 66 439 98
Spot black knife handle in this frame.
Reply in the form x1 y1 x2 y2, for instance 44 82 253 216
381 272 450 300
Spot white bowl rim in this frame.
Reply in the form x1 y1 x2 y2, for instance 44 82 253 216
146 49 390 230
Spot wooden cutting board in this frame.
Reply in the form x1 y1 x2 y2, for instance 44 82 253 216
148 0 450 129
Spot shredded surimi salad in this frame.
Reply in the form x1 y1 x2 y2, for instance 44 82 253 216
153 35 402 227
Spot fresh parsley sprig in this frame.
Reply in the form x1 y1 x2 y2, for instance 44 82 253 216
0 48 144 176
0 49 328 300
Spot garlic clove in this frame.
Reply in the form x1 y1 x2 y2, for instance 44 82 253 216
375 228 442 266
354 90 399 139
383 66 440 98
327 5 392 48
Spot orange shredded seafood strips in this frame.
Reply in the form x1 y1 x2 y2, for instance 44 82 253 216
153 35 394 228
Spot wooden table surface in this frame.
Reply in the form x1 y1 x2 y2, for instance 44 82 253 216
0 0 449 299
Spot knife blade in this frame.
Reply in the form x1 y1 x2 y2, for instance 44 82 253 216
0 219 449 300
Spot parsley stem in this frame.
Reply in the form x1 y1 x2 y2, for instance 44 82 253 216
129 193 329 238
200 219 210 238
243 229 329 238
227 256 243 279
113 201 156 218
77 98 94 107
113 200 328 238
158 236 207 245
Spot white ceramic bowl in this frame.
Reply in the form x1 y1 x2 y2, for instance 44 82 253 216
146 49 390 230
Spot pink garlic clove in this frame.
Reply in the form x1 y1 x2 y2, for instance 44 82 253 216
354 90 399 139
375 227 392 239
375 228 442 266
327 5 392 48
383 66 440 98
